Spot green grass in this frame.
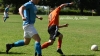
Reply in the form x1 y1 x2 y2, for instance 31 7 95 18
0 15 100 56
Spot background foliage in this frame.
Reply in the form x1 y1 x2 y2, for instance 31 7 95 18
0 0 100 15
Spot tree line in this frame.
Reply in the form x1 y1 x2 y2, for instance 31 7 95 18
0 0 100 15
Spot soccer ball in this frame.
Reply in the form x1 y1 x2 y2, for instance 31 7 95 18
91 45 98 51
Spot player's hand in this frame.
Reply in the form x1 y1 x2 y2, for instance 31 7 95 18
60 2 74 8
22 17 26 21
38 16 43 20
7 12 9 15
69 2 74 5
64 24 69 27
66 2 74 6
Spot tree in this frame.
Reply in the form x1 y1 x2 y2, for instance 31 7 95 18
2 0 29 14
39 0 73 7
74 0 99 15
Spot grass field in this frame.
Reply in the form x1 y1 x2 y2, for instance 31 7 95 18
0 15 100 56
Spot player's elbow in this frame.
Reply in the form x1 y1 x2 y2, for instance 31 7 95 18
19 6 24 12
49 42 54 45
18 8 21 13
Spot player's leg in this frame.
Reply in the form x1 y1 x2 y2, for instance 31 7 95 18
27 25 42 56
3 12 6 22
4 12 8 22
41 40 54 49
32 34 42 56
57 33 63 49
41 25 57 49
6 38 31 54
4 17 7 22
6 25 31 54
57 33 63 54
2 16 4 21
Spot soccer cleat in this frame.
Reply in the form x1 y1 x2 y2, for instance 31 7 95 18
35 52 37 56
6 44 12 54
38 54 42 56
35 52 42 56
57 49 63 54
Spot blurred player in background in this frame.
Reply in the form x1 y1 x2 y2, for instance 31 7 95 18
6 0 43 56
41 2 73 55
3 5 10 22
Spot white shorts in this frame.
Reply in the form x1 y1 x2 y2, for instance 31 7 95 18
4 12 9 17
23 24 38 38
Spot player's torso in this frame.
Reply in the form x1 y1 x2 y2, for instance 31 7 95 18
23 1 37 25
5 8 9 12
48 11 59 27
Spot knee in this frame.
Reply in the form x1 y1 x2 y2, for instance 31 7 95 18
33 34 41 42
48 40 54 45
49 42 54 45
36 38 41 42
24 42 30 45
59 34 63 39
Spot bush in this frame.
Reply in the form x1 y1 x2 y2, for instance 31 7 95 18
9 7 16 12
60 8 97 16
0 5 4 12
37 8 47 15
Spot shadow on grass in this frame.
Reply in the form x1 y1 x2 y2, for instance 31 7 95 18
96 50 100 51
60 54 95 56
7 22 21 23
60 50 100 56
0 51 25 54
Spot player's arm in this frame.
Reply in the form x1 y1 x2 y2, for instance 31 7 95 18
4 8 7 13
58 24 69 28
7 8 9 15
19 5 26 21
36 15 43 20
59 2 73 8
55 2 73 12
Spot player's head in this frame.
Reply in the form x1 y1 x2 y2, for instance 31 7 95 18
7 5 10 8
50 7 55 13
50 8 54 13
31 0 40 4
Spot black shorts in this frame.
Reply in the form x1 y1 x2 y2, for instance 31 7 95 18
48 25 61 41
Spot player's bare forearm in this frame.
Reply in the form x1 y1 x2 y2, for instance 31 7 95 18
36 15 39 18
19 6 26 21
58 24 69 28
60 2 73 8
36 15 43 20
19 6 25 18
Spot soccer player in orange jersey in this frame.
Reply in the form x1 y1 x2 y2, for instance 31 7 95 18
41 2 73 55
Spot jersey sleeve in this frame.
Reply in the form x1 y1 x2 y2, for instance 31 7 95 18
23 2 31 9
4 8 8 12
54 6 61 13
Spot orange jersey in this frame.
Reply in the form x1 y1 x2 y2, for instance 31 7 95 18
48 6 61 27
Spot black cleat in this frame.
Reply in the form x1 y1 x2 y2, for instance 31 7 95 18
35 52 37 56
35 52 42 56
38 54 42 56
6 44 12 54
57 49 63 55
